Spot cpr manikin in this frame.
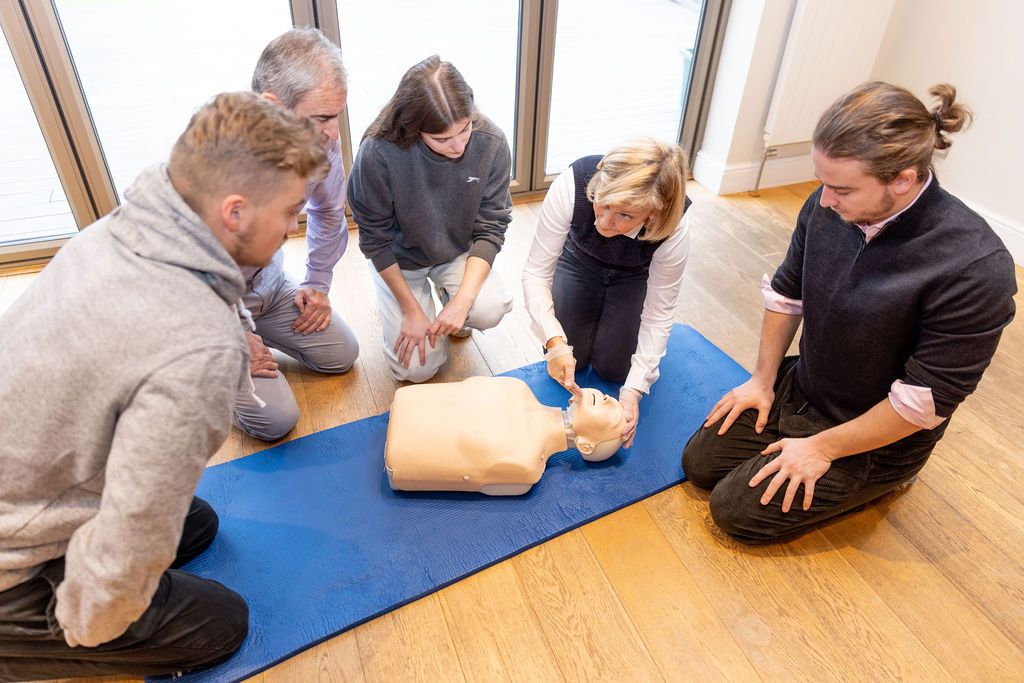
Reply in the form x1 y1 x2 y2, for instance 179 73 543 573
385 377 626 495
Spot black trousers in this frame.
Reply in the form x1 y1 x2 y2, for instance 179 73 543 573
0 497 248 682
551 242 650 384
681 358 934 543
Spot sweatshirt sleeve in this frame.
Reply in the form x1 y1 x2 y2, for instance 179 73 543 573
302 144 349 293
54 348 244 647
468 130 513 266
349 141 400 272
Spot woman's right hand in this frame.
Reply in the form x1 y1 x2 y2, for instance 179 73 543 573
545 339 576 389
394 307 435 368
704 375 775 435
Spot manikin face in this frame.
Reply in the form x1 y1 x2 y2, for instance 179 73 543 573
811 146 907 225
231 173 308 267
292 84 348 145
570 388 626 445
421 118 473 159
593 203 653 238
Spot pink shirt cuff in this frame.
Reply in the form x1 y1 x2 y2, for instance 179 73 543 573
888 380 946 429
761 274 803 315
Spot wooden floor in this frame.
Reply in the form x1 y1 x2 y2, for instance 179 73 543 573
4 180 1024 682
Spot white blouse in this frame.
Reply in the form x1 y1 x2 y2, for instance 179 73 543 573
521 167 690 394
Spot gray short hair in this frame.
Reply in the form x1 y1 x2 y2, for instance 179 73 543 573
251 28 347 108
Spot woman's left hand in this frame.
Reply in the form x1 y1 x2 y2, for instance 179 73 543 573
428 294 472 337
618 387 642 448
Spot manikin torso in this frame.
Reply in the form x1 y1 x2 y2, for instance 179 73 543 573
385 376 624 495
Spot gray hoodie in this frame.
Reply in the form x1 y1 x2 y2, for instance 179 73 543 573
0 165 250 647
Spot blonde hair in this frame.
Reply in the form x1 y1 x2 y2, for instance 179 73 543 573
169 91 329 213
586 138 688 242
813 81 973 183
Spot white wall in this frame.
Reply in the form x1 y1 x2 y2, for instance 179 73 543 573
693 0 1023 264
871 0 1024 263
692 0 797 195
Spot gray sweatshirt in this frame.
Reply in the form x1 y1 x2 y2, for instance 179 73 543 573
0 165 250 647
349 114 513 272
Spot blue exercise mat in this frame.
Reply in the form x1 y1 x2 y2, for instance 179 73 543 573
152 324 748 682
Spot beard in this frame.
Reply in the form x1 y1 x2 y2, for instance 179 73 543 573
837 188 897 225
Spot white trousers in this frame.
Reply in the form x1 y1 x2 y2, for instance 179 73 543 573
370 252 512 382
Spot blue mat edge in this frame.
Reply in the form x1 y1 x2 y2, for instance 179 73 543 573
231 478 685 683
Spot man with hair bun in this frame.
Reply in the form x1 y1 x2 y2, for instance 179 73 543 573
682 81 1017 543
0 91 328 679
237 27 359 441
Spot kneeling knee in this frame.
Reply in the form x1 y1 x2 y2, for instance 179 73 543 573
192 589 249 669
238 401 299 442
391 354 443 384
708 485 774 544
681 436 720 490
467 298 512 331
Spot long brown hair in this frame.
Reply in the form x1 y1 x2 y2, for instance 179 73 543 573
363 55 476 148
813 81 972 183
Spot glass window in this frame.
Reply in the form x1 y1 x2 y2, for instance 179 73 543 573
0 31 74 245
545 0 701 175
337 0 520 168
54 0 293 199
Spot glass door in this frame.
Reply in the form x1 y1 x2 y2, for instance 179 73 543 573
53 0 295 200
535 0 705 184
0 31 75 247
336 0 524 188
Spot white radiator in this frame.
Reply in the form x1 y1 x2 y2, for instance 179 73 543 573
763 0 895 151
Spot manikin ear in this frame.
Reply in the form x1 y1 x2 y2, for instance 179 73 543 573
889 168 918 196
219 194 247 235
260 92 281 106
576 438 595 455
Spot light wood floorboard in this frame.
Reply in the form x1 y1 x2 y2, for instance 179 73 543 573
11 179 1023 682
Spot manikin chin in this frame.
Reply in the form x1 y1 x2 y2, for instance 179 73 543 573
384 376 626 495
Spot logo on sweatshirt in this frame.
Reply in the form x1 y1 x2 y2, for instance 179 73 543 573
466 177 480 183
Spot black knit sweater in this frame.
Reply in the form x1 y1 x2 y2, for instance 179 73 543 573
772 179 1016 435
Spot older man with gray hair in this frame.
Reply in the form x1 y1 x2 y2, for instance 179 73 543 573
237 27 359 441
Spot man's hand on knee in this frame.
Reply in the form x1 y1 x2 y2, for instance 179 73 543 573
292 286 332 335
749 436 835 512
704 376 775 435
246 332 279 378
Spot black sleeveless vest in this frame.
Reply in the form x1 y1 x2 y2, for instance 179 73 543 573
567 155 690 269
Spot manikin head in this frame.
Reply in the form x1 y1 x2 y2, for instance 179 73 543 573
565 388 626 462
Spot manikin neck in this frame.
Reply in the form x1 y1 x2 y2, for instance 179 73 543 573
537 405 569 457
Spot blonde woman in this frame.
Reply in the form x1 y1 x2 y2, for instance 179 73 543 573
522 138 690 448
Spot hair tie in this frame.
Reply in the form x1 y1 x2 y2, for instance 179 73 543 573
932 110 943 133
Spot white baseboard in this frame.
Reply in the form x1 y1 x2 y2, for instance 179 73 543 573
963 201 1024 267
693 151 815 196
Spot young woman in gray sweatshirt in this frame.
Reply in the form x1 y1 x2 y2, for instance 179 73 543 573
349 55 513 383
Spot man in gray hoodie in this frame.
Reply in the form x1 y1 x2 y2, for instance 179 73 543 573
0 91 328 680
